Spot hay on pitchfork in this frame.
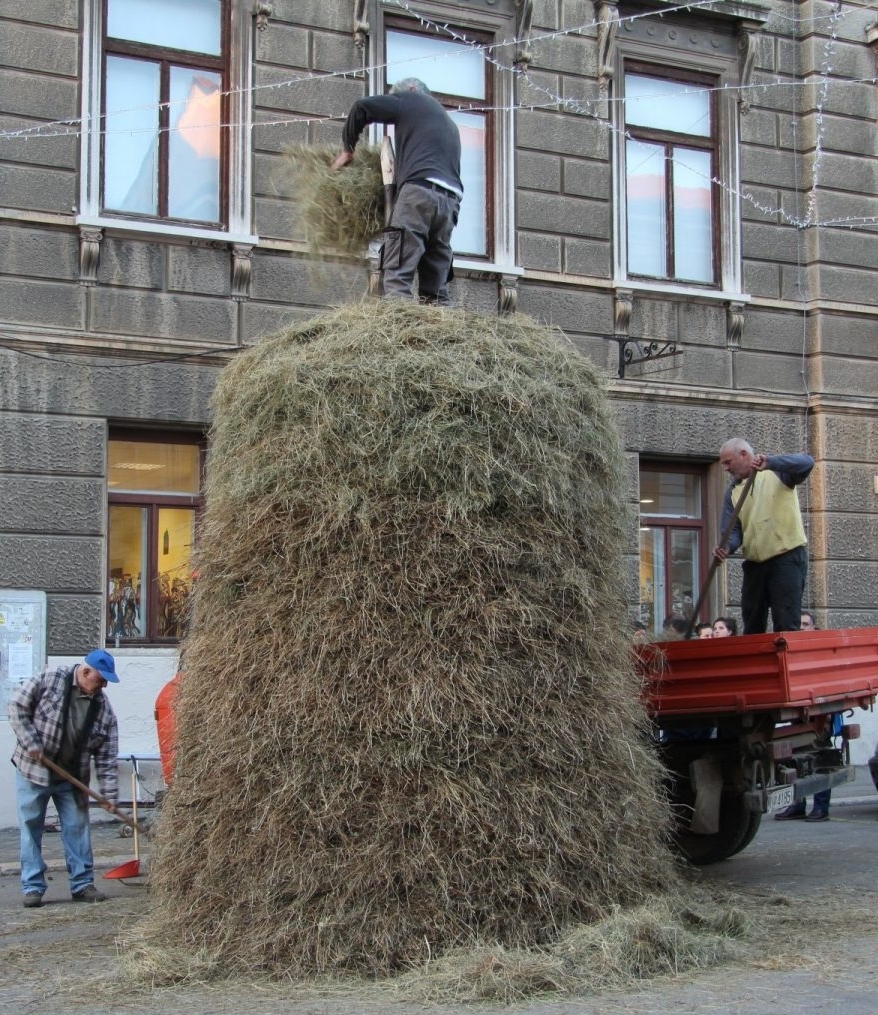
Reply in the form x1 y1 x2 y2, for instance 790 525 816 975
286 143 384 256
132 299 678 980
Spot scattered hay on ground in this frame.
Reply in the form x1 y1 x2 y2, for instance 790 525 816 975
285 143 384 256
131 299 678 980
390 884 748 1003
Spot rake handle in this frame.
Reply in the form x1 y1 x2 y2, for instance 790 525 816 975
683 469 756 639
40 753 142 834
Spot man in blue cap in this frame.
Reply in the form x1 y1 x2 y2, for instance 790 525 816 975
8 649 120 907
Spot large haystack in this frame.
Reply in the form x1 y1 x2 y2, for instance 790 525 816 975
143 301 675 977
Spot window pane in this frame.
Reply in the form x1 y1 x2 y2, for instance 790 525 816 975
108 506 147 641
386 31 485 98
626 139 666 277
157 508 195 639
673 148 713 283
451 110 486 256
625 74 710 137
639 526 665 634
109 440 200 495
104 56 160 215
169 67 222 222
640 471 701 518
671 529 699 621
108 0 221 55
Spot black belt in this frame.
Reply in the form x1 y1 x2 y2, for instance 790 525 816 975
408 179 459 197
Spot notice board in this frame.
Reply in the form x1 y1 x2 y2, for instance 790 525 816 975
0 589 47 718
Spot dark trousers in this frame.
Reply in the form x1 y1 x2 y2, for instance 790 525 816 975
741 544 807 634
383 182 460 305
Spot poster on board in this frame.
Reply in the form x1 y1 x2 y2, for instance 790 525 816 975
0 589 47 718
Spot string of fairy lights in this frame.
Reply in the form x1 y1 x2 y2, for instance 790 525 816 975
0 0 874 233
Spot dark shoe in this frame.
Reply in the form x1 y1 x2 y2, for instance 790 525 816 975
71 885 107 903
23 892 43 908
774 802 807 820
806 809 830 822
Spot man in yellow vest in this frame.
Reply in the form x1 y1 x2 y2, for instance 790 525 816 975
712 438 814 634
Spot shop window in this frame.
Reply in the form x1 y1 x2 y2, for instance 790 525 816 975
107 432 204 645
638 465 708 635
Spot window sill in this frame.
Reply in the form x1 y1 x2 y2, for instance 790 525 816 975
454 258 524 278
76 215 259 248
617 278 751 304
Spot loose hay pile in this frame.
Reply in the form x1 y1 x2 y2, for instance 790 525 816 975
138 300 677 979
286 144 384 256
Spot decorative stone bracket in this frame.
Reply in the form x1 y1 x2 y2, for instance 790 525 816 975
514 0 534 70
867 22 878 68
354 0 369 49
614 288 633 339
231 244 253 301
726 300 745 348
78 227 103 286
596 0 619 93
737 28 760 114
498 274 519 315
254 3 272 31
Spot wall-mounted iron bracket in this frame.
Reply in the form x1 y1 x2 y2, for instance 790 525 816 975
612 335 679 378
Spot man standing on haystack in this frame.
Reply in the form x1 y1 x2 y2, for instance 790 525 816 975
712 437 814 634
332 77 463 306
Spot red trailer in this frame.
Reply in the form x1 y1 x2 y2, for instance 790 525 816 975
637 627 878 863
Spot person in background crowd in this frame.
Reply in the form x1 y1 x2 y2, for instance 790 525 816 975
7 649 120 907
713 438 814 633
663 615 689 639
776 611 833 822
712 616 738 637
694 623 714 639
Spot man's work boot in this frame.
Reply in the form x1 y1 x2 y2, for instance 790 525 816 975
806 808 830 822
774 801 807 820
71 885 107 903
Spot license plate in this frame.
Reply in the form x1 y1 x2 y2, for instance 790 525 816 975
767 785 795 812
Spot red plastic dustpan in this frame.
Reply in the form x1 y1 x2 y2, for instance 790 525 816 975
105 770 142 879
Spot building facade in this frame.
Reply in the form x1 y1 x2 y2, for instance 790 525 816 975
1 0 877 821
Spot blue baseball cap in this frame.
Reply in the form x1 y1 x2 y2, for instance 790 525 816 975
84 648 119 683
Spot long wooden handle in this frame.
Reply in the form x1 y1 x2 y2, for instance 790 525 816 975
684 469 756 639
40 754 141 834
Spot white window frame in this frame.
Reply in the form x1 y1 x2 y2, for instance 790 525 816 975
78 0 257 245
373 2 520 278
612 28 743 299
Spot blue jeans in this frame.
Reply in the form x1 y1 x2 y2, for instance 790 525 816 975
16 769 95 896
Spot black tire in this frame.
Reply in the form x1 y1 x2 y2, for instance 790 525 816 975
727 808 762 858
672 786 761 866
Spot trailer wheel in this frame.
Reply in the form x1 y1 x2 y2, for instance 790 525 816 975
674 790 761 865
